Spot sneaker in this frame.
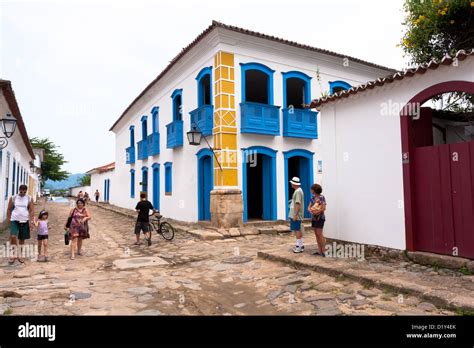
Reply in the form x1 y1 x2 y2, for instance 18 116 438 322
293 246 303 253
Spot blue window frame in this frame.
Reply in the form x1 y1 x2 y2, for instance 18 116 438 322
127 125 136 164
148 107 160 156
151 107 159 133
171 89 183 121
329 80 352 95
196 67 212 107
12 159 16 194
240 62 279 135
130 125 135 146
167 90 184 149
5 152 10 200
141 116 148 140
190 67 213 136
240 62 275 105
130 169 135 198
138 116 149 160
164 162 172 195
141 166 148 194
282 71 312 108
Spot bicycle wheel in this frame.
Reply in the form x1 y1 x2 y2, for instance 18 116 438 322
159 222 175 241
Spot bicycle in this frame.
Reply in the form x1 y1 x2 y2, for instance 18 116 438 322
148 213 175 241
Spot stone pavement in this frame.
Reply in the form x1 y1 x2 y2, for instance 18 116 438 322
0 199 468 316
259 246 474 312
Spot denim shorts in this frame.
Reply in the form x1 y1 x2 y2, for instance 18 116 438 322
290 219 301 232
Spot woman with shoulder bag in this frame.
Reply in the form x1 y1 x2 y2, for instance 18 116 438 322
65 199 91 260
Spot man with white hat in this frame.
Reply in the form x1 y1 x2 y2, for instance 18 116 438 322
288 177 304 253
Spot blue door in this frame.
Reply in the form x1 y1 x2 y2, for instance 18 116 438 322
152 165 160 210
198 155 213 220
104 180 107 202
262 155 273 220
285 151 314 219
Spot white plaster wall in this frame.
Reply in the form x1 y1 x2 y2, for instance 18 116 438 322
319 57 474 250
0 93 36 222
90 171 115 202
70 186 91 197
111 29 394 222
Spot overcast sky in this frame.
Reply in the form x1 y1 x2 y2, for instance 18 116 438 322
1 0 407 174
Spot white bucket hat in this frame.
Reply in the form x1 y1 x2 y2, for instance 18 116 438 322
289 177 301 186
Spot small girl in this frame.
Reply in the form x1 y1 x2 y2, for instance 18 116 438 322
34 210 50 262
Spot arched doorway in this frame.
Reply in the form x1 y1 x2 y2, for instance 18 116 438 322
284 149 314 219
242 146 277 222
401 81 474 259
197 149 214 221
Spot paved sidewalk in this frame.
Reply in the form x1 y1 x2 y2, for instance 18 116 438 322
258 244 474 312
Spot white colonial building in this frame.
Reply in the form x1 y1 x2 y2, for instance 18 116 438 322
109 21 395 226
86 162 115 202
0 79 42 223
311 50 474 258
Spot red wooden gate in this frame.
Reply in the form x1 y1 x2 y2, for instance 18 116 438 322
413 140 474 258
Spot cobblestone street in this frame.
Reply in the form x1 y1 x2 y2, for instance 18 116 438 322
0 199 471 316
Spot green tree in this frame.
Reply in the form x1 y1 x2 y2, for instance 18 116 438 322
401 0 474 65
401 0 474 112
79 174 91 186
30 137 69 183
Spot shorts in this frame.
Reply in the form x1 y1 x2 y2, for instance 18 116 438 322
311 218 326 229
10 221 31 240
290 219 301 232
135 221 151 235
37 235 49 241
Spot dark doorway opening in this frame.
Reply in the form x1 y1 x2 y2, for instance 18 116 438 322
200 74 211 106
286 155 312 219
246 154 263 219
286 78 306 109
245 70 268 104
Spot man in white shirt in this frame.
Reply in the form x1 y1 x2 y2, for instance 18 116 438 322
7 184 34 264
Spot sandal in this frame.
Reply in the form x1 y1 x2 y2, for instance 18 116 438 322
134 242 141 246
8 259 15 265
70 255 75 260
17 258 25 264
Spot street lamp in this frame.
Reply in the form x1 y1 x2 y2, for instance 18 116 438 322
0 114 17 149
186 123 223 171
186 126 203 146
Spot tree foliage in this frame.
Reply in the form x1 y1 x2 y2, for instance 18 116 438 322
401 0 474 112
401 0 474 65
79 174 91 186
30 137 69 183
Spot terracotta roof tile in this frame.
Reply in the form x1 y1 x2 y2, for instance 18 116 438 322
309 49 474 108
109 20 397 131
0 79 35 159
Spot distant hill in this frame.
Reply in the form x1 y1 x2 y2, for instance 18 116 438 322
44 173 85 190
